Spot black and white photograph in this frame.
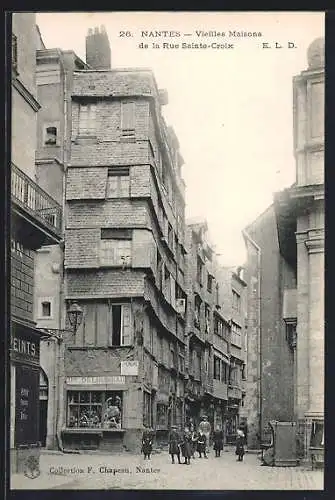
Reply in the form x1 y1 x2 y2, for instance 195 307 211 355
9 10 324 490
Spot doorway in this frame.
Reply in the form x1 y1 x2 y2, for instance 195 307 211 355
39 369 48 447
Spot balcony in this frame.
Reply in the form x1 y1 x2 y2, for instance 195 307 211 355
11 163 62 246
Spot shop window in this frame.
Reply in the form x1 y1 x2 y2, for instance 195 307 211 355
214 356 221 381
106 167 130 198
143 391 153 427
100 229 132 267
67 391 122 429
121 101 135 138
156 403 168 429
79 102 96 136
108 303 132 346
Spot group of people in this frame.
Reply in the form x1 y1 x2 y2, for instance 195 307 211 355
141 415 246 464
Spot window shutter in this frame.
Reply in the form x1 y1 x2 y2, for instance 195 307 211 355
121 304 132 345
121 101 135 131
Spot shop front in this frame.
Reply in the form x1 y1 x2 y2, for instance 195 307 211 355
11 321 42 474
61 375 141 452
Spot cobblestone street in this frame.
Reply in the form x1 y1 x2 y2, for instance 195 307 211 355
11 449 323 490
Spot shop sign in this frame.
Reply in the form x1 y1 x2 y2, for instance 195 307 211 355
66 376 125 386
120 360 139 376
15 365 39 446
11 328 40 365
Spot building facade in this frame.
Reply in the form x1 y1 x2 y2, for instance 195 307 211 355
184 220 230 438
242 207 296 449
217 266 248 443
11 13 62 473
243 38 324 458
33 44 89 450
59 27 188 452
274 38 324 458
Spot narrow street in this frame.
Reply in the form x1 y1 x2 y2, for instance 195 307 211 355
11 449 323 490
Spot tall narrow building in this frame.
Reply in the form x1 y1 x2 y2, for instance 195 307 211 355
60 28 188 452
10 13 63 473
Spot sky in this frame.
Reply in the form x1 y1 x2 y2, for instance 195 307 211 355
36 11 324 266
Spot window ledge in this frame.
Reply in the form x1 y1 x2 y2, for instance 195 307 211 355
62 428 103 435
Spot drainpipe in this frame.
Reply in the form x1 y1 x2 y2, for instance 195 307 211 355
242 229 262 446
55 52 67 453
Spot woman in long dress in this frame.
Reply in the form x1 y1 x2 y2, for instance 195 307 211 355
213 425 224 457
181 427 192 465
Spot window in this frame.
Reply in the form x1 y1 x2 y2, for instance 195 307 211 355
44 126 57 145
241 363 247 381
38 297 53 319
100 229 132 267
121 101 135 137
205 304 211 334
170 345 177 369
197 256 203 285
42 301 51 317
67 391 122 429
194 352 201 380
214 314 223 337
178 354 185 374
12 34 18 72
207 273 213 293
156 403 168 429
168 223 174 250
106 167 130 198
108 304 132 346
194 294 201 328
229 366 239 386
232 290 241 312
214 356 221 381
79 103 96 136
157 251 163 290
163 267 171 302
216 283 220 307
143 391 153 427
231 321 242 347
221 361 228 383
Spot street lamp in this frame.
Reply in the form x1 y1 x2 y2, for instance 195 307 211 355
67 302 83 334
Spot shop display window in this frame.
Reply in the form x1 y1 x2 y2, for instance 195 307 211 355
67 391 123 429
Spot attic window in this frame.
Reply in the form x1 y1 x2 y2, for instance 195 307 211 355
45 126 57 145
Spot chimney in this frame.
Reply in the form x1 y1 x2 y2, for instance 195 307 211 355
86 25 111 70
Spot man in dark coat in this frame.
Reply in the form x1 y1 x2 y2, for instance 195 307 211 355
213 425 224 457
141 425 153 460
181 427 192 465
197 431 207 458
168 425 182 464
235 429 245 462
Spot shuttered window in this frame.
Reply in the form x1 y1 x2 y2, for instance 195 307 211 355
121 101 135 137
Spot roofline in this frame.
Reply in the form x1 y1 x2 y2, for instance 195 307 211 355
35 24 46 49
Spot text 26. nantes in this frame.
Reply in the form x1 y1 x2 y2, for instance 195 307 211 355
140 30 263 38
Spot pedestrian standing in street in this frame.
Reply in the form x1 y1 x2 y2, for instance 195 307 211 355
168 425 182 464
190 424 198 459
235 428 245 462
213 425 224 457
181 426 192 465
197 431 207 459
198 415 211 455
141 425 153 460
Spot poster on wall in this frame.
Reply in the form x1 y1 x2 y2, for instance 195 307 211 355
15 365 39 446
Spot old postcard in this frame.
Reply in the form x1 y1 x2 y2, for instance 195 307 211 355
9 10 324 490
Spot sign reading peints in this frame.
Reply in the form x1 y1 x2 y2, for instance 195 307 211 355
11 327 40 366
66 376 125 386
120 360 139 376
